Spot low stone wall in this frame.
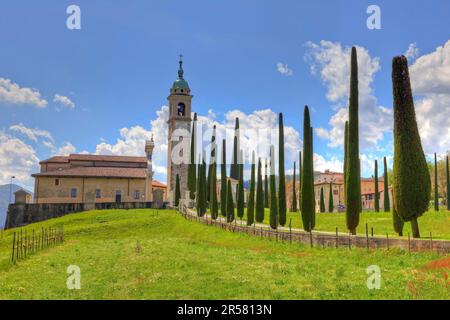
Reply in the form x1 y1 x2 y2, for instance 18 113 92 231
178 205 450 255
5 201 168 229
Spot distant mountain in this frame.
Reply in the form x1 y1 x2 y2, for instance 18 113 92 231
0 184 33 229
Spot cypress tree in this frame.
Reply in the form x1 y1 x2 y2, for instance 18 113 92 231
301 106 315 231
264 161 269 208
230 118 240 180
220 139 227 217
310 126 316 228
255 158 265 222
247 151 256 225
187 113 197 200
210 163 218 219
383 157 390 212
344 121 348 193
298 152 302 213
328 182 334 213
278 113 287 225
319 187 325 213
345 47 361 235
374 160 380 212
392 55 431 238
196 160 206 217
237 150 245 220
434 153 439 211
392 195 404 236
447 155 450 211
174 174 181 207
291 161 297 212
269 146 278 229
202 155 208 212
207 125 217 203
226 180 235 223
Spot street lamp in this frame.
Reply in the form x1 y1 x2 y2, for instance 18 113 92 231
9 176 15 204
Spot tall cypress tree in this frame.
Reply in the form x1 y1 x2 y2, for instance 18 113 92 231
345 47 361 235
230 118 240 180
278 113 287 225
220 139 227 217
226 180 235 223
207 125 217 203
291 161 297 212
202 155 208 213
301 106 315 231
319 187 325 213
447 155 450 211
210 163 218 219
310 126 316 228
237 150 245 220
247 151 256 225
392 55 431 238
298 152 302 213
434 153 439 211
188 113 197 200
344 121 348 193
264 161 269 208
374 160 380 212
383 157 390 212
269 146 278 229
255 158 264 222
328 182 334 213
196 160 206 217
175 174 181 207
392 196 404 236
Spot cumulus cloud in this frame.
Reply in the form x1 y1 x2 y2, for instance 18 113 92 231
276 63 293 76
405 43 419 61
305 41 392 150
0 131 39 187
9 123 53 142
53 94 75 109
409 40 450 155
0 78 47 108
54 142 76 156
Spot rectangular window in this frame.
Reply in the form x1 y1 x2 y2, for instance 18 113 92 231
134 190 140 200
55 179 59 186
95 189 101 199
71 188 77 198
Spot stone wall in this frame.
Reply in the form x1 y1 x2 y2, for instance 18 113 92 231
5 201 168 229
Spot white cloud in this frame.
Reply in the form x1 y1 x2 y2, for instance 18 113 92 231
54 142 76 156
9 123 53 142
405 43 419 61
409 40 450 155
305 41 392 150
276 62 293 76
0 78 47 108
53 94 75 109
313 154 343 173
0 131 39 188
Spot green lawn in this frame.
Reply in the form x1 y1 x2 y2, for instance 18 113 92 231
236 209 450 240
0 209 448 299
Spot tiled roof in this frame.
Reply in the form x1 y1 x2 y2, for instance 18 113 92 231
39 154 147 164
32 167 147 179
152 180 166 188
40 156 70 164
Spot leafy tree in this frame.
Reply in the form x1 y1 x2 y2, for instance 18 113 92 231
210 163 218 219
319 187 325 213
226 180 235 222
264 161 269 208
328 182 334 213
269 146 278 229
278 113 287 226
220 139 227 216
345 47 362 235
392 55 431 238
247 151 256 225
383 157 390 212
255 158 265 222
434 153 439 211
301 106 315 231
374 160 380 212
188 113 197 200
230 118 240 180
291 161 297 212
174 174 181 207
237 150 245 220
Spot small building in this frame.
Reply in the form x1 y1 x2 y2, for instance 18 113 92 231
14 189 32 204
314 181 345 212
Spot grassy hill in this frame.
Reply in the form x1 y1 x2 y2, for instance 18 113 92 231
0 209 448 299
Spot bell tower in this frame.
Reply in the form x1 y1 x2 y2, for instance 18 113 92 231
167 55 192 204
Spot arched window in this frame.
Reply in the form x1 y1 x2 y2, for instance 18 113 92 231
177 102 186 116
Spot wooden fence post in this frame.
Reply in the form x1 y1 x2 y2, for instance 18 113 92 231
386 233 389 250
365 223 369 250
335 227 338 249
11 232 16 264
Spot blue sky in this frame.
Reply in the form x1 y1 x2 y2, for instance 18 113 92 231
1 0 449 188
